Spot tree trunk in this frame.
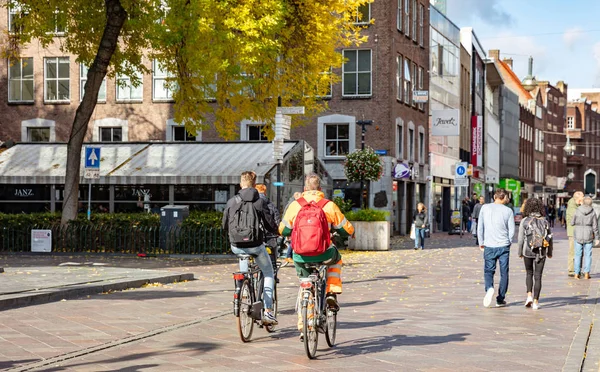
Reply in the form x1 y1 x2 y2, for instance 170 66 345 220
61 0 127 225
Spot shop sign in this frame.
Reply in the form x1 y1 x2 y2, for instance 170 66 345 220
14 188 34 197
393 162 411 179
431 109 459 136
471 115 483 167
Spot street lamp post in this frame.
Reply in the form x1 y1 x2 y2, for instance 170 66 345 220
356 119 373 209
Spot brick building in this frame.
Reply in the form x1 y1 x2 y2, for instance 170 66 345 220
565 91 600 195
291 0 431 235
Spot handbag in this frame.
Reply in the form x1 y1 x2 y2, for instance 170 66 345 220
410 223 416 240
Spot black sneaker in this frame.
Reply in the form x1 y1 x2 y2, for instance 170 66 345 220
495 300 507 307
326 294 340 312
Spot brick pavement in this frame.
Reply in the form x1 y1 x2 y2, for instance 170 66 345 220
0 229 598 371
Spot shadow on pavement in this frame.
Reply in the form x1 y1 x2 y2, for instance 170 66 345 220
0 359 40 369
346 275 410 285
340 300 381 308
90 290 213 301
337 318 404 330
320 333 470 358
41 342 220 371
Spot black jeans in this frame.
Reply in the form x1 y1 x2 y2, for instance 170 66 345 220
524 257 546 300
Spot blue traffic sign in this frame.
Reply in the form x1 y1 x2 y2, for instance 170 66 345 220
85 147 101 169
456 165 466 176
273 182 284 187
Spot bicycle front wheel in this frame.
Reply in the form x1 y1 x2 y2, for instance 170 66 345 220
237 279 254 342
302 291 318 359
325 308 337 347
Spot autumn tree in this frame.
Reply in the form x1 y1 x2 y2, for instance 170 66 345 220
2 0 369 224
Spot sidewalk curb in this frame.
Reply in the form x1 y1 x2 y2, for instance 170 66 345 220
0 272 194 311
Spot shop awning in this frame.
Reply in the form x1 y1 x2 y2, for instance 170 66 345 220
0 142 298 185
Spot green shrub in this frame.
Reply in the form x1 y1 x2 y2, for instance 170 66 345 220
333 197 354 214
0 210 223 229
345 208 389 222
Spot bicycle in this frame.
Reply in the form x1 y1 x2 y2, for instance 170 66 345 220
232 238 283 342
298 262 338 359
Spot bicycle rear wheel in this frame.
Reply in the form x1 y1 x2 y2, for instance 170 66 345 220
265 282 277 333
325 308 337 347
302 291 318 359
237 279 254 342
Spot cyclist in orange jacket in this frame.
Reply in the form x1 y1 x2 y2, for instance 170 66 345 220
279 173 354 312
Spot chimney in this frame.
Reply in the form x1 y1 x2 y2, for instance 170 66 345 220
503 58 513 69
488 49 500 61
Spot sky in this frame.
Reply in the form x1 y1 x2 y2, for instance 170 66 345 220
445 0 600 89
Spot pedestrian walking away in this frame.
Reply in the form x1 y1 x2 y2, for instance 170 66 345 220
547 203 556 228
566 191 584 277
413 203 428 250
518 198 553 310
471 196 485 245
256 183 281 254
222 171 280 325
462 199 471 233
571 196 599 280
477 188 515 308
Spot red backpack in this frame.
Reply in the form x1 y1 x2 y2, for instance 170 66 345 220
291 197 331 256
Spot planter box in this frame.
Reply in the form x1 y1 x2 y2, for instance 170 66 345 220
347 221 390 251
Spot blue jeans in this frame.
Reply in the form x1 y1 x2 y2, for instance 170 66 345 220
231 244 274 310
415 228 426 248
574 241 593 274
483 246 510 303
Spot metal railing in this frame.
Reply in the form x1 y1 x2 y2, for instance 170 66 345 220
0 225 230 255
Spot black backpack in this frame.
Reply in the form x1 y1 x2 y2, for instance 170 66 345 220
228 195 262 245
525 217 550 254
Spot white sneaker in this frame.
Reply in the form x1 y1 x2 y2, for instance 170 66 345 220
483 288 494 308
525 296 533 308
532 302 540 310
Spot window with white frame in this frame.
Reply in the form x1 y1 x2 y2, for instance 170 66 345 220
8 1 28 33
396 119 404 159
342 49 372 96
80 65 106 102
408 127 415 161
567 116 574 129
52 8 66 34
396 55 403 101
355 3 370 24
8 57 33 102
172 126 196 141
412 0 417 42
44 57 70 102
153 59 175 100
397 0 402 32
325 124 350 156
100 127 122 142
92 118 128 141
21 118 56 142
403 58 411 104
116 68 143 101
404 0 410 35
248 124 267 141
419 3 424 47
28 127 50 142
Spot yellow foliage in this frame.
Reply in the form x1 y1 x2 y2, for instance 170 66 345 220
3 0 370 139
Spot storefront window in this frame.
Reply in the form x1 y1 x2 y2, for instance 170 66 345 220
0 185 51 201
114 185 169 201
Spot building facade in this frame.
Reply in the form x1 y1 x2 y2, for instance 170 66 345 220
428 5 460 232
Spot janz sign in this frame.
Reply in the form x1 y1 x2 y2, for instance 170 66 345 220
431 109 460 136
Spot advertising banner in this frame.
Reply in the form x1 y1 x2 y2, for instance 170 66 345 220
471 115 483 167
431 109 460 136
